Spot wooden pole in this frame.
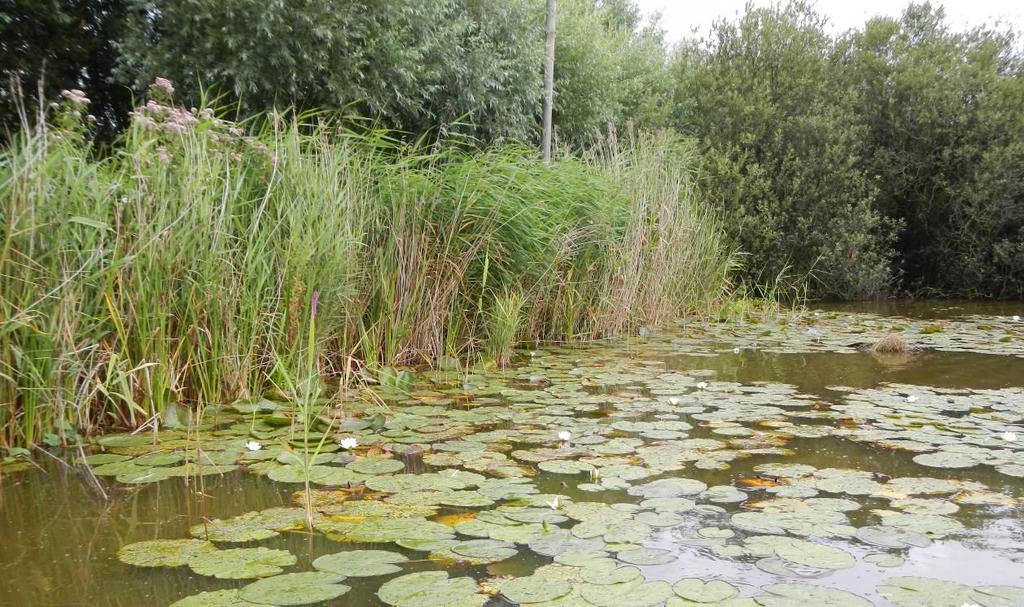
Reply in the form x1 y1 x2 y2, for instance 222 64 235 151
542 0 556 163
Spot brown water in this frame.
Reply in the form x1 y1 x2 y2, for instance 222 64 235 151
2 301 1023 607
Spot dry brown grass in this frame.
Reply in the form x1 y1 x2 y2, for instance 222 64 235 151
870 333 912 354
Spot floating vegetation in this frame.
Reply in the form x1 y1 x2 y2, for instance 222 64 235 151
11 308 1023 605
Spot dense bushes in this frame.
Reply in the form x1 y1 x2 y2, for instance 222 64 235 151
673 2 1024 298
0 92 734 446
672 4 897 298
2 0 1022 298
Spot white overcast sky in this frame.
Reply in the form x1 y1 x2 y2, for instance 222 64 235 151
632 0 1024 44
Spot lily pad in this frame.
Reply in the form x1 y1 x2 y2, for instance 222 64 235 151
673 579 739 603
169 590 256 607
118 539 216 568
312 549 408 577
377 571 485 607
188 547 297 579
579 579 674 607
346 457 405 474
239 572 349 606
501 575 573 603
451 539 518 562
755 583 872 606
616 547 677 565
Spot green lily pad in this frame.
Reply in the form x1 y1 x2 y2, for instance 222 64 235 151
912 452 980 469
616 547 677 565
331 518 454 543
346 457 405 474
673 579 739 603
118 539 216 567
772 538 855 570
580 563 641 585
451 539 518 561
239 572 349 606
755 583 872 606
502 575 573 603
628 478 708 498
312 549 408 577
855 525 931 549
169 589 256 607
377 571 485 607
864 553 905 567
579 579 674 607
876 577 978 607
188 547 297 579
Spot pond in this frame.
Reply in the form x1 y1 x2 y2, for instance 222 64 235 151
2 302 1023 607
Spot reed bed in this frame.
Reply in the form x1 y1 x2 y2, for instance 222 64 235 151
0 92 736 447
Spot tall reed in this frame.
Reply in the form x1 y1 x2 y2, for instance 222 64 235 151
0 85 735 447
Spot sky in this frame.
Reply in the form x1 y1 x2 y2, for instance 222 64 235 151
632 0 1024 44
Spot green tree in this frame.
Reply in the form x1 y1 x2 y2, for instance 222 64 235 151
117 0 543 142
841 3 1024 297
674 1 896 298
0 0 130 138
553 0 673 144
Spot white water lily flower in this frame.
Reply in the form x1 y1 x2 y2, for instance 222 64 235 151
558 430 571 442
546 496 560 510
1003 432 1018 442
1013 315 1021 322
696 381 708 390
339 437 359 450
732 347 741 354
245 440 262 452
668 397 681 406
906 395 917 403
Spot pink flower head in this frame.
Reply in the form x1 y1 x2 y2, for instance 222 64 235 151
152 77 175 96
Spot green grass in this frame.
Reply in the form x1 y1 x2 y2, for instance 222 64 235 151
0 97 736 447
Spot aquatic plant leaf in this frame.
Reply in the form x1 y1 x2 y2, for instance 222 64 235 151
579 579 673 607
169 589 257 607
501 575 573 603
117 539 216 567
628 478 707 498
134 452 185 466
539 459 596 474
876 577 977 607
332 518 454 543
116 466 175 484
772 538 855 570
615 547 676 565
864 553 904 567
81 453 132 466
755 583 872 606
451 539 518 561
672 579 739 603
912 452 980 469
188 547 296 579
346 457 405 474
312 549 408 576
377 571 485 607
854 525 931 549
580 563 641 585
528 529 605 557
701 485 748 503
239 572 349 606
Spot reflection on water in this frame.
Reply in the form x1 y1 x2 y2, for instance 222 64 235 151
1 301 1023 606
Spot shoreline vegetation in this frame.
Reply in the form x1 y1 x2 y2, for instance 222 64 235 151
0 91 736 448
1 0 1022 448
